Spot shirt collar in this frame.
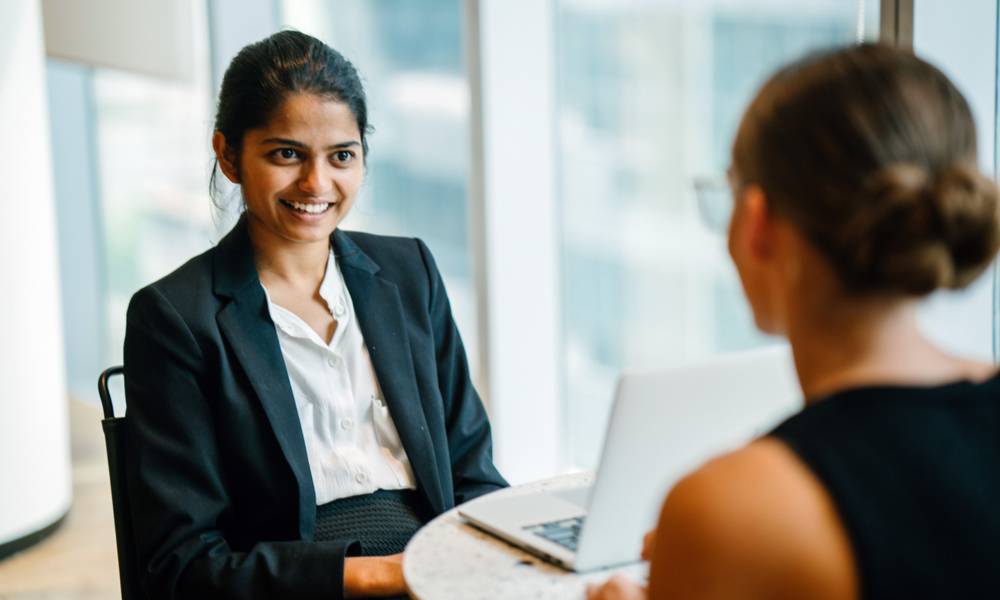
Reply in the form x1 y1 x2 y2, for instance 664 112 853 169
318 248 341 307
262 248 345 341
213 216 380 300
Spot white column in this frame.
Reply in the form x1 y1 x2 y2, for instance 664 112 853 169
0 0 72 548
467 0 562 483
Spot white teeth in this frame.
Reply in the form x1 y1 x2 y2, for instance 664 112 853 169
284 200 330 214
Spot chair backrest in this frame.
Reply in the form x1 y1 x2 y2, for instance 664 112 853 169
98 366 144 600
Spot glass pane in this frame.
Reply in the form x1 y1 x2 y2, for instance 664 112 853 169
992 0 1000 364
281 0 479 372
556 0 880 468
93 2 213 367
908 0 998 363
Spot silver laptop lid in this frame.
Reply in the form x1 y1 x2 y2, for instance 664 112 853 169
574 344 800 571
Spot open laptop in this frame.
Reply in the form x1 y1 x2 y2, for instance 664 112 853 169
459 345 801 572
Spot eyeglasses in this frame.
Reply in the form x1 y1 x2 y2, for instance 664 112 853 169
693 175 733 233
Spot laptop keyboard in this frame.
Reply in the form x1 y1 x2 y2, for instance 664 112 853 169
524 516 585 551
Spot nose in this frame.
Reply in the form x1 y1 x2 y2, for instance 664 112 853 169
297 159 332 196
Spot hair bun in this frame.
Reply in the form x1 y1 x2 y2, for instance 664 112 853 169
843 162 1000 295
931 164 1000 286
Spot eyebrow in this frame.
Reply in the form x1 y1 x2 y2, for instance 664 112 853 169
260 137 361 150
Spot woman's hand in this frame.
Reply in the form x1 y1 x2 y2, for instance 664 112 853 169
343 553 405 598
585 529 652 600
586 574 647 600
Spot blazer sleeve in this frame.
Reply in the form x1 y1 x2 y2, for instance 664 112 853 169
415 239 509 504
124 286 358 600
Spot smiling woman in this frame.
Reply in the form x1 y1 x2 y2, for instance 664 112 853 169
123 30 506 600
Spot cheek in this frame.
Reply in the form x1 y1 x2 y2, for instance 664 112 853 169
727 212 747 277
243 164 294 201
736 269 771 332
727 227 739 265
728 208 782 334
335 167 365 197
729 236 773 331
743 268 783 333
726 200 742 260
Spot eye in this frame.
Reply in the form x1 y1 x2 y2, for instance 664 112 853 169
270 148 301 163
332 150 355 165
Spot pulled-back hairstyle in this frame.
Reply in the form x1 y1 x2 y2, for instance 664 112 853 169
733 43 1000 296
210 30 371 203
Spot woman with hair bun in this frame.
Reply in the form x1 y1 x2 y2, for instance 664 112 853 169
124 30 505 599
589 44 1000 599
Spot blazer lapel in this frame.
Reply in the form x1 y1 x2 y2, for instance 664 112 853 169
213 218 316 537
334 230 446 515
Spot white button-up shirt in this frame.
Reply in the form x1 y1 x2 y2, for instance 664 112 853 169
262 250 416 504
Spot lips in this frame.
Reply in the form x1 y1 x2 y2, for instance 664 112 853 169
279 199 333 214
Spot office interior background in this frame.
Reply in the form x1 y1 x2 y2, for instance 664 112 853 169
2 0 998 595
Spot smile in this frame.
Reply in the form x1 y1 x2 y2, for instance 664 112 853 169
279 199 332 214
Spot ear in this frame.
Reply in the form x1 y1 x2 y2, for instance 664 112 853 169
212 131 241 184
741 185 774 261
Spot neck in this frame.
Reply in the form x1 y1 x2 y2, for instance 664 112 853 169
786 293 962 401
246 216 331 288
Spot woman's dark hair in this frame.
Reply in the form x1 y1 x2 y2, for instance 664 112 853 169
210 30 371 204
733 43 1000 296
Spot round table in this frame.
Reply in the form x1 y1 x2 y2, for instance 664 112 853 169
403 472 648 599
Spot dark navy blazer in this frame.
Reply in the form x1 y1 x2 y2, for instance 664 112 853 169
123 217 507 600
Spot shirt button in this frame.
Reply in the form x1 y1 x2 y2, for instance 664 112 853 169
340 417 354 431
333 301 346 318
355 471 368 484
327 356 338 367
375 398 386 408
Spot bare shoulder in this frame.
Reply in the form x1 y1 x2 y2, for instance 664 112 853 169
960 358 999 383
647 439 858 600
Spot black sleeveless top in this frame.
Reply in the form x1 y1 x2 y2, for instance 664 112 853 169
769 372 1000 599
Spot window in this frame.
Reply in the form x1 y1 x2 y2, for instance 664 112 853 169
90 2 213 367
281 0 480 373
912 0 998 362
555 0 881 468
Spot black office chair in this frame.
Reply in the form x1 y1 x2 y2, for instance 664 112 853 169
98 366 144 600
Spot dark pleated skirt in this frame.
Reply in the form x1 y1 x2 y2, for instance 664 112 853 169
314 488 430 556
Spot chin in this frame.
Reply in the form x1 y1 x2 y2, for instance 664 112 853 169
749 305 777 335
283 225 337 244
754 319 779 336
280 213 342 240
754 311 789 337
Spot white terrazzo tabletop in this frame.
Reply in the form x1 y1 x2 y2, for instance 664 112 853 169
403 472 648 600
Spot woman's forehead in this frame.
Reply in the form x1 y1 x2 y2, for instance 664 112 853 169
255 93 361 142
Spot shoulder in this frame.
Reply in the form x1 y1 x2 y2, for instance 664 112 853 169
648 439 858 600
340 230 428 266
339 230 441 289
